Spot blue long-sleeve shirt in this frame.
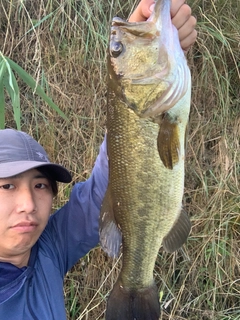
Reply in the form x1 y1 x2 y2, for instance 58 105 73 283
0 138 108 319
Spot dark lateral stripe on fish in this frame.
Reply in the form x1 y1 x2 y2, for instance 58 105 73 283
157 114 180 169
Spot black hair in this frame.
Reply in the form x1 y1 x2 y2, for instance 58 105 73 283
36 166 58 197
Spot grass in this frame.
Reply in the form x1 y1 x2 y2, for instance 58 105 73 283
0 0 239 319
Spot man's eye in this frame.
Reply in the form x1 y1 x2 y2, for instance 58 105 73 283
35 183 47 189
0 184 14 190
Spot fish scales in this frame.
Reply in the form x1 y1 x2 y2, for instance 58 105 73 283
100 0 192 319
107 93 186 286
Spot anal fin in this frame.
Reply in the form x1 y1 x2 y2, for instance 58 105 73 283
99 187 122 258
162 209 191 253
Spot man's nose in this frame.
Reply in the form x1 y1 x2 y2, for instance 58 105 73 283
16 187 37 214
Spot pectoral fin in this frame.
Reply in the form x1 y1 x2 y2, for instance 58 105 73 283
99 187 122 258
162 210 191 253
157 114 180 169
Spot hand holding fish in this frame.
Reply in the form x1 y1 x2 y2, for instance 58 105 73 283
129 0 197 52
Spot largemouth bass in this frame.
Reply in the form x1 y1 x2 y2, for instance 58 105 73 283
100 0 191 319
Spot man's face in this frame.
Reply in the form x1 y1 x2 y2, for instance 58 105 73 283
0 168 53 266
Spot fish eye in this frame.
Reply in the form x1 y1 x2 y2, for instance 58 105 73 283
110 41 123 58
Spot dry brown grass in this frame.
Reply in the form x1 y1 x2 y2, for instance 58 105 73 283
0 0 239 319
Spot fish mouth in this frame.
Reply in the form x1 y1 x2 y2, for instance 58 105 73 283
111 0 180 53
109 0 190 117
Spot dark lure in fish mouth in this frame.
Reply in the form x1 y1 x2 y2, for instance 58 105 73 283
100 0 192 319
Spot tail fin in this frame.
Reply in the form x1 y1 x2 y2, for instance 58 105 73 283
105 280 160 320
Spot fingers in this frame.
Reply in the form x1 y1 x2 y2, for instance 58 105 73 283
178 17 197 52
128 0 154 22
171 3 197 52
128 0 197 52
170 0 186 18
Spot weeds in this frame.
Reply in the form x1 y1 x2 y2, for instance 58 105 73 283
0 0 239 319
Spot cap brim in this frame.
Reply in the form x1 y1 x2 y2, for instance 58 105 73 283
0 161 72 183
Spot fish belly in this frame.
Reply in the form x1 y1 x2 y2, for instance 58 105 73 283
102 101 185 320
108 103 184 287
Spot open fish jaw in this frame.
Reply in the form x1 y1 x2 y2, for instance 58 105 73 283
108 1 190 118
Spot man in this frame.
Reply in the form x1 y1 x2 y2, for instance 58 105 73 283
0 1 197 318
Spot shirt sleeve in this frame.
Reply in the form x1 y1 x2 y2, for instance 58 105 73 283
42 136 109 274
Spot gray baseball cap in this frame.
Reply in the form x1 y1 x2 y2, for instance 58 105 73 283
0 129 72 183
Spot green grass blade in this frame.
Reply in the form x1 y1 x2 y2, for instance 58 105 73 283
3 69 21 130
5 60 15 92
0 59 7 82
10 69 21 130
6 57 69 122
0 56 21 129
0 79 5 129
0 56 7 128
23 11 55 37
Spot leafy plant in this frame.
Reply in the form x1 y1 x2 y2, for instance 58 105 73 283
0 52 68 129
